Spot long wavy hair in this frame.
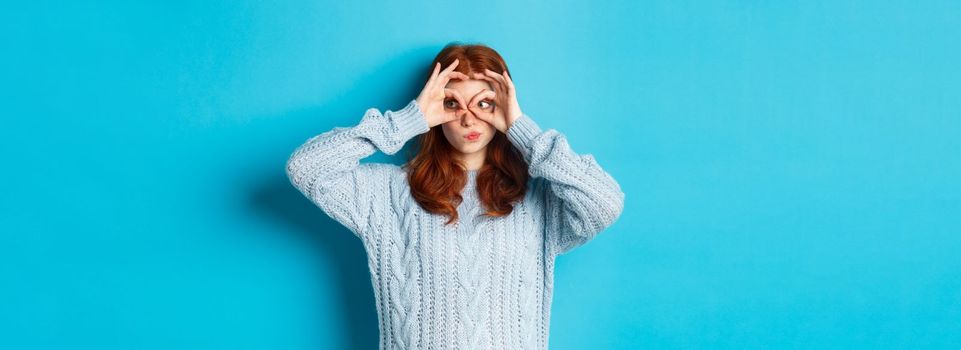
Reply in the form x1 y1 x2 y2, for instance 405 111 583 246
402 43 530 226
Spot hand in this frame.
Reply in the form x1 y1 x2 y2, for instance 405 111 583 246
415 59 470 128
468 69 523 134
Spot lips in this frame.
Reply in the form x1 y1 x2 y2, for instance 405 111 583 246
464 132 481 140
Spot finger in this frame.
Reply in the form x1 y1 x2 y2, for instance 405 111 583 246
468 100 495 122
491 70 515 99
503 70 515 91
426 62 441 88
471 108 494 124
441 59 460 76
482 72 509 95
468 94 492 110
467 90 497 121
469 77 507 113
448 71 470 81
444 88 468 110
468 89 496 110
437 59 462 86
472 72 506 94
438 74 468 91
484 69 510 90
446 88 467 102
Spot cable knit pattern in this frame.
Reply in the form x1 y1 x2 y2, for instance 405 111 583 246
285 99 625 350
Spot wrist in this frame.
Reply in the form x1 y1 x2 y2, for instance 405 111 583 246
505 113 541 161
413 98 432 127
506 114 520 131
414 98 425 115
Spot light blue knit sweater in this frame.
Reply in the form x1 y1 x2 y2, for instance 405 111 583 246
285 99 625 350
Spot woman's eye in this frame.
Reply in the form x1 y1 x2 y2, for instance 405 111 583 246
478 100 493 109
444 99 459 109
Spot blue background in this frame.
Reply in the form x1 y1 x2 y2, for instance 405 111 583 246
2 1 959 349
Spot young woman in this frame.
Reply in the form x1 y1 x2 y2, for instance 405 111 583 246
286 43 625 350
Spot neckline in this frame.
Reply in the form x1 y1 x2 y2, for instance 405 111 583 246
463 170 479 192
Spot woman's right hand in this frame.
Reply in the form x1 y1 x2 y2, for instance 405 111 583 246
416 59 470 128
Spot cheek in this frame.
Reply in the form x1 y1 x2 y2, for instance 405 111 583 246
484 124 497 137
440 125 462 145
440 125 455 139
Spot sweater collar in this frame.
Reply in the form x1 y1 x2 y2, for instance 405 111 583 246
462 170 479 194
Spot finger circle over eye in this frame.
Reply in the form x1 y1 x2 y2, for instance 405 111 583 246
443 88 467 106
475 89 496 102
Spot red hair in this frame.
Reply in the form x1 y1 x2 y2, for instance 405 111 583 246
402 43 529 226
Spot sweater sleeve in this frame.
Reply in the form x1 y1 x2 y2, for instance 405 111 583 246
506 114 626 256
285 99 430 241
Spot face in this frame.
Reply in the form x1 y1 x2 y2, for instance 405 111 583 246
441 78 497 157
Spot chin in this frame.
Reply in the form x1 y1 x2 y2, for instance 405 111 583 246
455 144 487 154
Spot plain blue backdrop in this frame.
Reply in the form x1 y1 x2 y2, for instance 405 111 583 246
2 1 959 349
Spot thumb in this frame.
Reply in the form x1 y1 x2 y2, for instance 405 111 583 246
469 108 495 125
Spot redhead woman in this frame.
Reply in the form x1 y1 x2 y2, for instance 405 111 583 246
286 43 625 350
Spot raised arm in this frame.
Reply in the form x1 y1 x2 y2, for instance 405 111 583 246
506 114 626 256
285 99 430 241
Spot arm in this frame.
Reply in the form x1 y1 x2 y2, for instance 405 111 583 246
506 114 626 255
285 99 430 241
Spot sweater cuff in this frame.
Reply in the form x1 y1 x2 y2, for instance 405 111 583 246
390 99 431 142
506 113 542 162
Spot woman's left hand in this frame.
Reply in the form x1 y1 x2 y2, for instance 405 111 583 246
467 69 524 134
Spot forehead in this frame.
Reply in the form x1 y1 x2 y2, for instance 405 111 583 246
444 79 493 96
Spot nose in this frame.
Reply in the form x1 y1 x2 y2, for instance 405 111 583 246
458 108 477 127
